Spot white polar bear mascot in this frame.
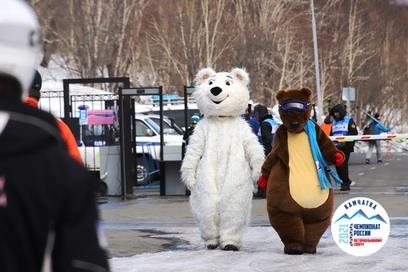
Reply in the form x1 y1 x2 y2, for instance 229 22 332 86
181 67 265 251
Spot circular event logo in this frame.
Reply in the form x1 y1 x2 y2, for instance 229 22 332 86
331 197 390 256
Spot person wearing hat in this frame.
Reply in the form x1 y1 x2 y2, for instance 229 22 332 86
25 70 83 164
364 112 391 164
0 1 109 271
182 113 201 158
330 104 358 191
320 113 333 137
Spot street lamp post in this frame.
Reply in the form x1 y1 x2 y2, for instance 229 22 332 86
310 0 323 124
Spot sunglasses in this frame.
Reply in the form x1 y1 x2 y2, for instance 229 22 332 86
279 99 311 111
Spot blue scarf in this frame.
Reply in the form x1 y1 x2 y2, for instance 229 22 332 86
304 120 343 189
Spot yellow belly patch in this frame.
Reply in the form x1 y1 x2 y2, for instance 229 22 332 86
288 131 329 208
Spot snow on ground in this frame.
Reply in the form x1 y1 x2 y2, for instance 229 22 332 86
111 224 408 272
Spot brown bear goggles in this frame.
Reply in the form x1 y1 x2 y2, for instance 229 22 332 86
279 99 311 112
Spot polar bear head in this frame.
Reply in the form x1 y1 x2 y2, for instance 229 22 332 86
193 67 250 117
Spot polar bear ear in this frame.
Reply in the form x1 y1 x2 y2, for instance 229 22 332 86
230 68 250 86
195 67 216 85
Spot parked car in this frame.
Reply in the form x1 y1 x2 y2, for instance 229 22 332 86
136 101 200 130
79 114 183 185
144 113 184 135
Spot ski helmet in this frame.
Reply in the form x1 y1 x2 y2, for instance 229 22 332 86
0 0 42 99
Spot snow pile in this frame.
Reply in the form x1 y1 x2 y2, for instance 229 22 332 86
36 56 114 117
38 55 111 95
111 225 408 272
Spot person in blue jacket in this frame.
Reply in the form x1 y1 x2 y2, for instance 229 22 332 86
245 103 259 135
254 105 280 198
364 112 391 164
330 104 358 191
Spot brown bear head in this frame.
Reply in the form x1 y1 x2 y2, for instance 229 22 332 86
276 87 312 133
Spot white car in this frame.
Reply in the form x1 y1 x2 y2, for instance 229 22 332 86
79 114 183 184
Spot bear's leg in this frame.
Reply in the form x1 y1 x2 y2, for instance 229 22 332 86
218 190 252 251
190 195 220 249
302 193 333 254
200 218 219 250
199 209 220 249
269 209 304 255
303 215 331 254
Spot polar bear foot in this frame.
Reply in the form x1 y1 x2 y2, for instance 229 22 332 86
205 239 219 250
284 243 304 255
222 244 239 251
206 244 218 250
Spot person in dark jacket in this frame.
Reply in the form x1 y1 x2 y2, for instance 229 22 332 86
246 103 259 135
0 1 109 271
256 104 280 155
254 104 280 198
330 104 358 191
182 113 201 158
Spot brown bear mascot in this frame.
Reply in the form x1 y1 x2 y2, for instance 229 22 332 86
262 87 345 255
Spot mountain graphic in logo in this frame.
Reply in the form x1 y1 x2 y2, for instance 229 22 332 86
334 209 387 223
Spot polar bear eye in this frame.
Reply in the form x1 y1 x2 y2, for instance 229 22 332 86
225 80 232 86
208 80 214 85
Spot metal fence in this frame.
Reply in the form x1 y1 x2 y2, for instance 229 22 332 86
39 91 120 170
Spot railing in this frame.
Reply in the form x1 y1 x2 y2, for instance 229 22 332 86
330 134 408 142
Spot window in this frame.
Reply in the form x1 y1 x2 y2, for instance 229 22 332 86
136 120 155 137
147 117 182 135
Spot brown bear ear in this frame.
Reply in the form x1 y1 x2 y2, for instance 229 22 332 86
194 68 216 86
300 87 312 99
276 90 286 101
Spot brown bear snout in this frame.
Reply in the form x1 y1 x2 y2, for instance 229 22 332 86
290 122 300 130
280 111 307 133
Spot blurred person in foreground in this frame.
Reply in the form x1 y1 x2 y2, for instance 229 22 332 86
0 1 109 271
330 104 358 191
25 70 83 164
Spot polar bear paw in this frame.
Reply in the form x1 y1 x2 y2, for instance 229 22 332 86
222 244 239 251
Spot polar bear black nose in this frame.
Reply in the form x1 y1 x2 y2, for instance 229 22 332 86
210 87 222 96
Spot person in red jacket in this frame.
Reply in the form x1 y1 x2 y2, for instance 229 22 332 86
25 70 83 164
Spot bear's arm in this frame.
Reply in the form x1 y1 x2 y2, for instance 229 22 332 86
242 121 265 183
180 121 206 190
315 124 338 164
261 126 288 178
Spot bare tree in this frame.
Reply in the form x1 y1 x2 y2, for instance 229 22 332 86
341 0 376 86
29 0 408 128
145 0 235 89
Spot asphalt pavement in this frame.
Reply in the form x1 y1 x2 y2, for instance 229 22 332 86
100 151 408 257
